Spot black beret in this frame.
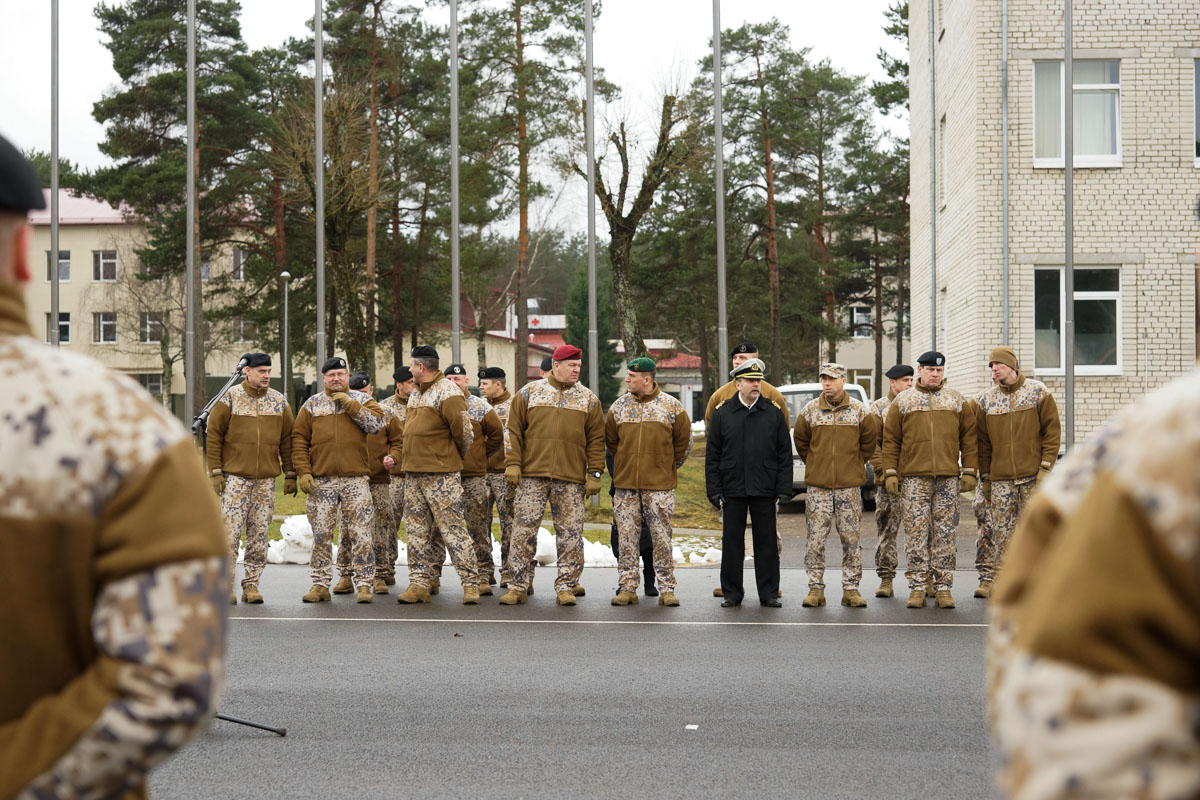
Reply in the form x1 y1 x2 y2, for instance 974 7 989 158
445 363 467 376
320 356 348 373
885 364 914 379
348 370 371 390
241 352 271 368
540 356 553 372
479 366 506 380
0 134 46 214
411 345 438 359
393 366 413 383
916 351 946 367
731 341 758 358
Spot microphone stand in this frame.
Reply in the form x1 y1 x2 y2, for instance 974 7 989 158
194 359 288 738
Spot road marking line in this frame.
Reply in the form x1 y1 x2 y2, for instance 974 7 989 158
685 724 699 731
230 616 988 628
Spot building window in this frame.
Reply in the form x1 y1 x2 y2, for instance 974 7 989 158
849 306 873 338
139 312 165 344
135 373 163 398
93 312 117 343
1194 60 1199 165
1034 266 1121 374
237 317 255 342
232 248 245 281
1034 60 1121 167
45 250 70 282
45 312 70 344
92 250 117 282
848 368 874 400
200 258 211 282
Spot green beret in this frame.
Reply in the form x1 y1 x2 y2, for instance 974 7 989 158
626 357 656 373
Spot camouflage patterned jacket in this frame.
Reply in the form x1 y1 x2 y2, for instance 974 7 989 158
604 384 693 491
868 391 896 475
461 390 504 478
365 409 405 485
704 378 791 431
880 381 978 480
976 373 1061 482
380 390 409 475
0 281 227 799
485 391 513 472
205 379 295 479
507 376 605 484
292 389 387 477
402 373 472 474
793 392 879 489
988 368 1200 798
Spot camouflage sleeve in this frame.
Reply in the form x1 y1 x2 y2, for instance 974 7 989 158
14 557 227 799
1038 392 1062 470
279 403 296 478
204 397 231 476
352 397 386 435
672 406 693 468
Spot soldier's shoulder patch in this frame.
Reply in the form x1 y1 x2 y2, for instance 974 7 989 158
713 399 727 411
770 399 784 413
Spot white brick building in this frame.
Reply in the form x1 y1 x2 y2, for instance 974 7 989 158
910 0 1200 439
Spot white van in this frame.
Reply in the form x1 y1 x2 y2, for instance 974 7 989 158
777 382 876 508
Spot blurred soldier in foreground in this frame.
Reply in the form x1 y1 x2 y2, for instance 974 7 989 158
869 364 913 597
479 367 524 588
988 368 1200 798
207 351 295 605
605 357 693 607
379 365 415 585
0 134 228 797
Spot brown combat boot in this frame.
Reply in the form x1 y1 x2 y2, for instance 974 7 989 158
572 585 586 597
935 589 956 609
302 584 331 603
974 580 993 599
802 587 826 607
242 584 264 604
478 582 494 596
658 592 680 607
498 588 527 605
396 584 432 604
556 590 577 606
526 583 534 596
373 577 389 594
332 575 354 594
841 589 867 608
356 584 374 604
876 577 894 598
906 589 926 608
382 574 397 586
462 585 481 605
611 590 638 606
429 578 441 595
713 586 723 597
925 577 936 598
485 571 498 586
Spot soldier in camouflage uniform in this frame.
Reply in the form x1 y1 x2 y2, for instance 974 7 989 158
880 351 978 609
869 364 913 597
292 356 387 604
206 352 296 605
379 365 415 585
989 368 1200 798
0 138 227 797
500 344 606 606
975 345 1060 599
446 364 504 594
479 366 524 587
793 363 879 608
395 346 483 605
605 357 693 607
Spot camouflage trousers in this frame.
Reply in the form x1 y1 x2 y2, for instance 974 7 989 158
337 484 395 580
221 475 275 588
979 479 1036 581
388 475 405 573
508 477 585 594
486 473 523 582
874 485 902 579
973 480 992 580
614 488 677 593
901 476 959 591
805 487 863 590
404 471 480 589
462 475 495 580
308 475 375 588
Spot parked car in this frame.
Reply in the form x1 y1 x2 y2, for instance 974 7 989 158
777 382 876 509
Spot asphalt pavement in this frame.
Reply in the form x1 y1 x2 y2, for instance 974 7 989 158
151 522 995 800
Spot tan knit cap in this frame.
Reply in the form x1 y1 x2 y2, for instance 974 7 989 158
988 346 1018 371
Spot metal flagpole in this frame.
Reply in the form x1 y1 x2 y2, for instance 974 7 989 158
50 0 60 348
450 0 461 363
315 0 326 367
185 0 196 419
712 0 728 366
584 0 599 392
1063 0 1075 449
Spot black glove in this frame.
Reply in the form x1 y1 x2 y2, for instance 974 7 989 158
709 495 724 511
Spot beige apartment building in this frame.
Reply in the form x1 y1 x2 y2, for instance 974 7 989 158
910 0 1200 438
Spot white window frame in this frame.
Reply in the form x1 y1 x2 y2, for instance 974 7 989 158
1034 60 1122 169
231 248 245 281
200 258 211 282
849 306 873 338
237 316 254 343
93 311 117 344
136 373 163 398
45 250 70 282
1033 266 1123 377
92 250 117 282
139 312 164 344
45 312 70 344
